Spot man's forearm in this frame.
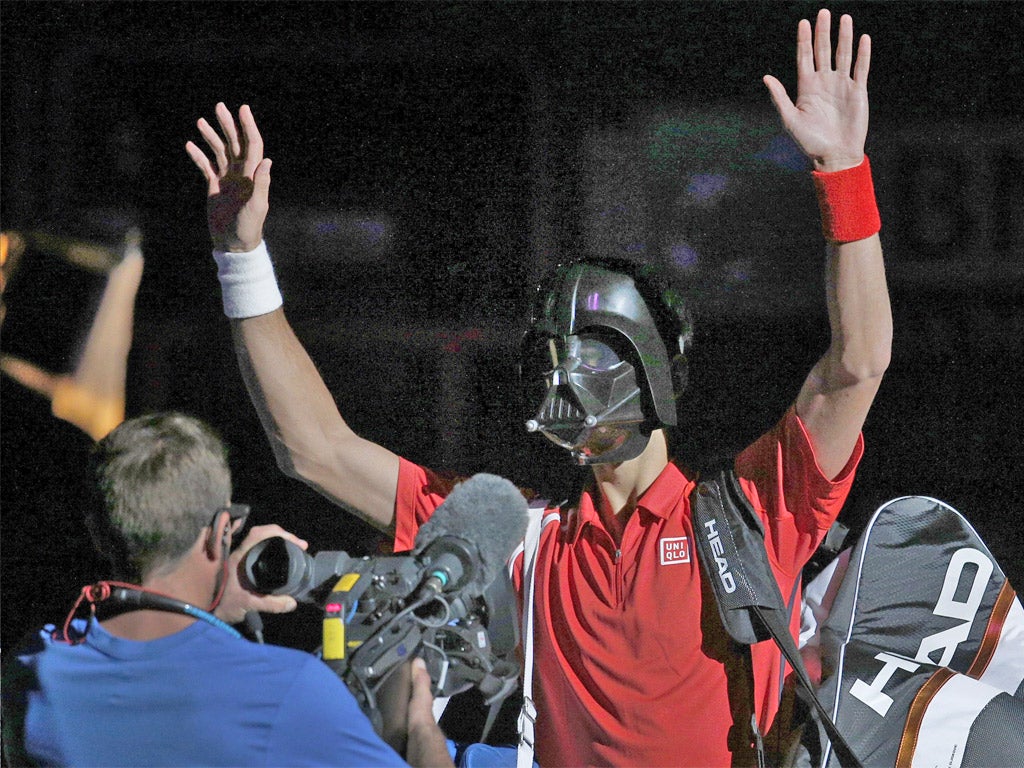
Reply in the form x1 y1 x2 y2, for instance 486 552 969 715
795 155 892 479
405 723 455 768
230 308 402 533
817 157 892 390
231 308 344 478
825 234 892 384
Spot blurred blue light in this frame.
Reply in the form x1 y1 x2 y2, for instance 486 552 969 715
687 173 728 201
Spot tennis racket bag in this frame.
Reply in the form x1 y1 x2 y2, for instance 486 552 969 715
800 495 1024 768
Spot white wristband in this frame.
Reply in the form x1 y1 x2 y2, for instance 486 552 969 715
213 241 283 319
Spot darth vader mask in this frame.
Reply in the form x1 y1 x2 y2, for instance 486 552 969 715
521 261 692 466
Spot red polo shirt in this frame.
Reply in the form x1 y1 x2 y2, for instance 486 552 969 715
394 407 862 767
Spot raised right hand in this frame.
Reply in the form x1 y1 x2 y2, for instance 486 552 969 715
185 103 271 252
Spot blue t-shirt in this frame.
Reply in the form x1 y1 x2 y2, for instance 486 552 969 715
12 618 409 767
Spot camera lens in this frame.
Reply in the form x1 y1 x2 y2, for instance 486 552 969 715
246 537 293 593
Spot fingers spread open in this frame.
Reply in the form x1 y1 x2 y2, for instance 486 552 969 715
238 105 265 179
835 14 854 77
184 141 219 195
854 34 871 85
252 158 272 201
197 117 228 176
762 75 795 121
215 102 241 162
813 8 832 72
796 18 814 77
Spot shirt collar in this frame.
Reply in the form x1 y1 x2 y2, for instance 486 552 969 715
564 461 695 544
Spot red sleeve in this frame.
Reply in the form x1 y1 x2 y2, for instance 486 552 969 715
734 405 863 577
739 407 863 731
392 457 460 551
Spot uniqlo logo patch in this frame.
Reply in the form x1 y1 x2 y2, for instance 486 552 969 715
660 536 690 565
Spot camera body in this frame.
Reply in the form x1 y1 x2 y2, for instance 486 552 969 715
244 536 520 735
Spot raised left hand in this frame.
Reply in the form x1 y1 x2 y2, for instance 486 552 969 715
763 9 870 172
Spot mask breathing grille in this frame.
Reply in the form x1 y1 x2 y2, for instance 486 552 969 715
541 392 583 425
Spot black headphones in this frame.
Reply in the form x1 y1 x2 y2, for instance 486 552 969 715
55 582 242 644
108 586 240 638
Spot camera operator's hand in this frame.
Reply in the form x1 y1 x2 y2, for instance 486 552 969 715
216 524 308 625
405 658 455 768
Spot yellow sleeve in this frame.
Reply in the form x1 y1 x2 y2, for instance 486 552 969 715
51 378 125 441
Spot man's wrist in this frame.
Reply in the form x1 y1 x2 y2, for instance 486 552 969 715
213 240 284 319
812 155 863 174
212 237 263 253
812 156 881 244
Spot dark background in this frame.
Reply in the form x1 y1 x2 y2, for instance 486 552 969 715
3 0 1023 735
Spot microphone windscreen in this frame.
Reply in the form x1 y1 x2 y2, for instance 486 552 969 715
413 473 529 593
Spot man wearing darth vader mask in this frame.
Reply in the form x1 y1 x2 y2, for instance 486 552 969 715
187 9 890 766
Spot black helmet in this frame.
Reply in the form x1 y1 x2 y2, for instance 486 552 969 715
521 259 693 465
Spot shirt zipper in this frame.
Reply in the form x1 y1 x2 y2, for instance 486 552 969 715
614 547 623 604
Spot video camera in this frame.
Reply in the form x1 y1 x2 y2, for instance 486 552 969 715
244 528 524 741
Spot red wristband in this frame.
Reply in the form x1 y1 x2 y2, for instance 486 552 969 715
812 156 881 244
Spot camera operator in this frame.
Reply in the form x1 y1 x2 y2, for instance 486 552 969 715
2 412 454 768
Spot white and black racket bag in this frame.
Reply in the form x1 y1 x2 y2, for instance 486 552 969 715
799 495 1024 768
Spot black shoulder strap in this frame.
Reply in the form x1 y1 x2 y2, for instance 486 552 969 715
690 469 863 768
